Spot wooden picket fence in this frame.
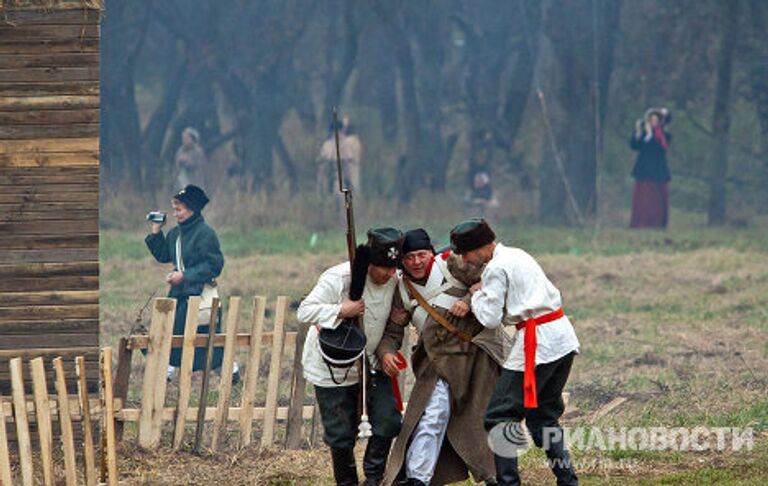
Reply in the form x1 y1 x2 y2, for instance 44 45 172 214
114 295 321 451
0 350 118 486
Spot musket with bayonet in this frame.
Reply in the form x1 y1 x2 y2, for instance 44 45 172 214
333 108 372 439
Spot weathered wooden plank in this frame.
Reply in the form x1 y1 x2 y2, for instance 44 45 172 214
0 304 98 321
0 261 98 276
139 298 175 449
0 333 98 349
0 39 99 55
0 219 98 234
0 96 98 111
172 296 200 450
0 23 99 38
262 296 287 447
0 151 99 167
0 53 99 68
9 358 34 486
0 81 98 96
1 209 98 221
30 357 55 486
0 182 97 193
211 296 241 451
239 296 266 447
53 357 78 486
75 356 97 486
100 347 118 486
0 347 98 360
0 290 98 306
0 276 98 292
0 248 97 264
0 9 100 25
0 319 98 335
0 123 98 139
0 393 12 486
0 192 98 205
0 66 98 82
0 171 98 184
0 108 98 124
0 137 97 152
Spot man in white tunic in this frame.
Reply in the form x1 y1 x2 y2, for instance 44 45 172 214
451 218 580 486
298 227 406 486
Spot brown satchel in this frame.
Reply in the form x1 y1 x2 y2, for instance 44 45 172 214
403 278 473 343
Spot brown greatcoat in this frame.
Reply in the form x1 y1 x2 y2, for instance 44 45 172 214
381 257 509 486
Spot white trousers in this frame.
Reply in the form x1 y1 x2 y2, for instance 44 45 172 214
406 378 451 483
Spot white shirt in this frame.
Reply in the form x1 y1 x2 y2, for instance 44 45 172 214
297 262 396 387
471 243 579 371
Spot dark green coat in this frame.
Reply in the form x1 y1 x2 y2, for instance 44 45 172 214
145 213 225 370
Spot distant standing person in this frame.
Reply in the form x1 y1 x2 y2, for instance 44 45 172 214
316 123 337 196
341 118 362 193
175 127 207 189
629 107 671 228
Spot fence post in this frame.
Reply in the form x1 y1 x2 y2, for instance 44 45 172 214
53 357 77 486
262 296 287 447
211 296 241 451
113 337 132 441
10 358 33 486
100 348 119 486
139 298 176 449
285 323 309 449
76 356 98 486
239 296 266 447
0 393 13 486
30 358 54 486
173 295 201 450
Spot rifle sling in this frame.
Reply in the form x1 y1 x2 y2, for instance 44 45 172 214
403 278 473 343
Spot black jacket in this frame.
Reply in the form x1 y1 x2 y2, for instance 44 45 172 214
145 213 224 298
630 131 671 182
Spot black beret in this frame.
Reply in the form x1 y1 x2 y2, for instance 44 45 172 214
174 185 210 213
450 218 496 255
367 227 404 267
402 228 435 255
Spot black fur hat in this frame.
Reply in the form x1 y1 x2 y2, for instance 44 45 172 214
366 227 404 267
173 185 209 213
450 218 496 255
402 228 435 255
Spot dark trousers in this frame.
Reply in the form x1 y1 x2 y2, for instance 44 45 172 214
315 372 402 449
485 352 575 446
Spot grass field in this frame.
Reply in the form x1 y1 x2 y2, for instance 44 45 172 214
101 218 768 485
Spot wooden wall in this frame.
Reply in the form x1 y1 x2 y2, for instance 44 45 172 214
0 7 100 391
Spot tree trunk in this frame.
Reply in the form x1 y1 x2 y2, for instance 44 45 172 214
707 0 740 225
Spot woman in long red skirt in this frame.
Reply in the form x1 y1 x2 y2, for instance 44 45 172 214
629 107 671 228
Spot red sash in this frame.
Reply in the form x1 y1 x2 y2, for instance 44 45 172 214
390 351 408 411
515 308 565 409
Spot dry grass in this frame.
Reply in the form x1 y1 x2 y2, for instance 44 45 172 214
99 230 768 484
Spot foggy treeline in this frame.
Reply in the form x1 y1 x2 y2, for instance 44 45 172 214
100 0 768 225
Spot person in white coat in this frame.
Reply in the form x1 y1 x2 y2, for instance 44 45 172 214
451 218 580 486
298 227 405 486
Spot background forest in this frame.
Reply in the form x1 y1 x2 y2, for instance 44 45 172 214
101 0 768 229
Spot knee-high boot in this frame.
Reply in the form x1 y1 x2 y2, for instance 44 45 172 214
330 447 358 486
494 454 521 486
545 438 578 486
362 435 393 485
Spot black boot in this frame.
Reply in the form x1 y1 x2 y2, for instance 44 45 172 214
545 439 578 486
362 435 393 485
494 454 521 486
330 448 358 486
